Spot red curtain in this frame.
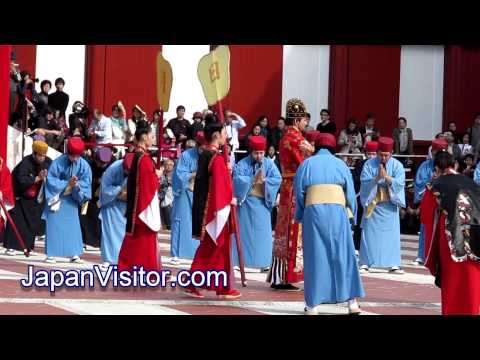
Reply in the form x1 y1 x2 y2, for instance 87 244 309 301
85 45 162 118
329 45 401 137
443 46 480 133
0 45 12 161
12 45 36 78
222 45 283 135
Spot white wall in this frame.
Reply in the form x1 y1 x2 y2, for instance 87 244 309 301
399 45 444 141
35 45 86 119
161 45 210 123
281 45 330 128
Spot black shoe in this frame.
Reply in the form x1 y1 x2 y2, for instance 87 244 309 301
270 284 301 292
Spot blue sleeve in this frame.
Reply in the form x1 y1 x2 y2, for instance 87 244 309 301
99 161 125 207
263 159 282 210
44 157 69 202
294 161 307 222
342 164 357 225
474 163 480 185
72 159 92 205
232 160 254 205
413 161 431 204
173 150 197 194
387 160 406 208
360 160 379 208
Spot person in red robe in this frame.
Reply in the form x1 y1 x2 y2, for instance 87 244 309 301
422 151 480 315
118 121 164 272
267 98 315 291
185 114 241 299
0 156 15 245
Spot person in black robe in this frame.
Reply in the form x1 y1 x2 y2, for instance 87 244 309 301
79 147 114 248
4 141 51 254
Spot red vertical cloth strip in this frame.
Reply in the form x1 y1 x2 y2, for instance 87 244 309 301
0 45 12 161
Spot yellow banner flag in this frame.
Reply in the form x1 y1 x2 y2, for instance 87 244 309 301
197 45 231 106
156 52 173 111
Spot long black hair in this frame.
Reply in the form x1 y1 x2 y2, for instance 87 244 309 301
434 151 455 171
135 120 152 142
204 113 224 143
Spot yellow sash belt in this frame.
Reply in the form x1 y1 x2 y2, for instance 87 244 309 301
365 187 391 219
250 183 265 198
305 184 353 218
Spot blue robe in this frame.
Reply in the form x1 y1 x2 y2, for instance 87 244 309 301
359 156 405 268
414 159 434 205
98 160 127 264
170 148 200 259
474 162 480 185
413 159 434 260
232 155 282 268
42 155 92 257
294 149 364 307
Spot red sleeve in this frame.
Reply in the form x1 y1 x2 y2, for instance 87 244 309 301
205 155 232 223
136 155 159 217
421 188 439 276
0 164 15 206
284 133 305 166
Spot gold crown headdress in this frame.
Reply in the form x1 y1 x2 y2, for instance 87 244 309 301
286 98 307 120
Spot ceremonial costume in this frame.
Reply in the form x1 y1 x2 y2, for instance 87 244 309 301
188 141 238 297
232 136 282 268
267 99 312 286
4 141 51 252
118 145 162 272
295 133 364 311
359 137 406 271
170 141 202 260
98 158 129 265
42 138 92 259
0 158 14 246
413 139 448 262
422 170 480 314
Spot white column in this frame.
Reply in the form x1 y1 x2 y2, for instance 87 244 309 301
161 45 210 123
35 45 86 119
399 45 444 141
281 45 330 128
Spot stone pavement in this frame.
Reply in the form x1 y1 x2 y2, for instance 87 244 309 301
0 232 440 315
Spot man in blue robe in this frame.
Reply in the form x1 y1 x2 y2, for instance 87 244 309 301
232 136 282 271
412 138 448 265
294 132 364 315
42 138 92 264
98 154 133 269
474 161 480 185
169 133 205 264
359 137 406 274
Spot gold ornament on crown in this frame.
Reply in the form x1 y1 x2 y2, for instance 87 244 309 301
286 98 307 120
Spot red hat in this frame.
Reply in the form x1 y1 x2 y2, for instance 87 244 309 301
305 130 320 143
195 131 206 145
193 112 203 120
67 137 85 156
432 139 448 152
123 152 135 172
365 141 379 153
378 137 394 152
315 133 336 148
249 136 267 151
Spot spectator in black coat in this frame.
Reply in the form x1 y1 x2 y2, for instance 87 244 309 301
48 78 69 117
